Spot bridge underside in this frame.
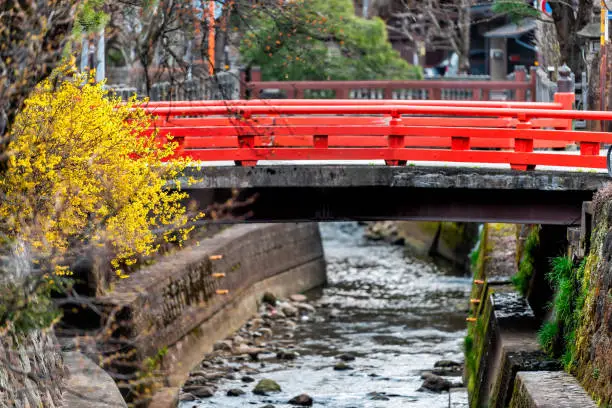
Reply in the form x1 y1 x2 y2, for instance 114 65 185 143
180 166 608 225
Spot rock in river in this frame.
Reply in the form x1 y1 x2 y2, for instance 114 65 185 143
227 388 246 397
241 375 255 383
280 303 299 317
277 350 299 360
289 294 308 302
418 374 452 393
333 362 353 371
184 386 215 398
253 379 282 395
336 353 356 362
288 393 314 406
434 360 462 368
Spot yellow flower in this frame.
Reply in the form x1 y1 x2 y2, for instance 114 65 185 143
0 65 192 278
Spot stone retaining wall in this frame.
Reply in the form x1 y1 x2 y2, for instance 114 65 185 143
96 223 326 405
0 330 64 408
466 223 594 408
509 371 596 408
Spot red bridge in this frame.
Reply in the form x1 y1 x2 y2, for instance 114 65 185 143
140 81 612 226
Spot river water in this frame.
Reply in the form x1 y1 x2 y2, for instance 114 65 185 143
183 222 470 407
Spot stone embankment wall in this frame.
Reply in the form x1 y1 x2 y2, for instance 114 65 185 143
0 331 125 408
365 221 478 270
571 193 612 406
0 330 64 408
465 223 598 408
95 223 326 405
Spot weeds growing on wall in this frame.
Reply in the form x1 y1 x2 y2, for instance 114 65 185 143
512 225 540 296
537 255 588 370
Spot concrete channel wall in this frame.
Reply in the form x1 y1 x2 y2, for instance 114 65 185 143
96 223 327 406
466 223 597 408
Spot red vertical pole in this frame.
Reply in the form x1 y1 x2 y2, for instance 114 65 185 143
208 0 215 76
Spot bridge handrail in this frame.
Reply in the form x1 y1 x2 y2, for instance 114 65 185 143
143 104 610 121
142 100 563 109
241 66 536 101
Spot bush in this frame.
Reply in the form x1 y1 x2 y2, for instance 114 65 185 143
0 65 190 331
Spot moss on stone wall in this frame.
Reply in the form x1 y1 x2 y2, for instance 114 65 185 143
512 225 540 296
570 192 612 406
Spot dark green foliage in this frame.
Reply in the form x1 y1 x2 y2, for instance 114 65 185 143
492 0 539 22
0 278 65 334
538 257 588 371
512 226 539 295
538 320 559 355
239 0 421 82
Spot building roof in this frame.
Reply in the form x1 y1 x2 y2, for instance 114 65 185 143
483 18 537 38
577 22 602 39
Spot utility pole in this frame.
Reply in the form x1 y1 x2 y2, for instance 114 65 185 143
209 0 216 76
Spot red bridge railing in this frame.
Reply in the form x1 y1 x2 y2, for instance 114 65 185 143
143 94 612 171
240 66 536 102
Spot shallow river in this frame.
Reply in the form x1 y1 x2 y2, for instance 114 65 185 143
185 222 471 407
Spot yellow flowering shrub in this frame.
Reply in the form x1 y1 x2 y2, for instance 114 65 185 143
0 66 190 278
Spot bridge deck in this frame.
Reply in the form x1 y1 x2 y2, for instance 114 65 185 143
180 166 607 225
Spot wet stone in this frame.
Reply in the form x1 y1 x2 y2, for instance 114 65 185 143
253 379 281 395
290 294 308 302
241 375 255 383
418 374 452 393
178 393 196 402
288 393 313 406
227 388 246 397
367 391 390 401
333 362 353 371
184 386 214 398
336 353 356 362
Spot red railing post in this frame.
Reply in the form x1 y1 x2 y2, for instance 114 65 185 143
429 88 442 100
235 112 258 166
313 135 329 148
511 113 535 171
384 87 393 99
514 65 527 101
385 111 406 166
336 87 349 99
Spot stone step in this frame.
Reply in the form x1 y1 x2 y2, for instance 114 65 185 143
509 371 597 408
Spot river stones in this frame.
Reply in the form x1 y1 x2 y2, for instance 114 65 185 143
213 340 232 351
333 362 353 370
295 303 316 313
241 375 255 383
178 392 196 402
336 353 356 362
227 388 246 397
288 393 313 406
367 391 390 401
262 292 277 305
418 374 452 393
280 303 299 317
276 350 299 360
289 294 308 302
253 379 281 395
183 386 214 398
434 359 462 368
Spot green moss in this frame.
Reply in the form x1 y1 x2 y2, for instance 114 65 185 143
538 256 590 372
538 320 559 355
511 225 540 296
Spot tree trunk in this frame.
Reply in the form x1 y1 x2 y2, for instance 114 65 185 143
457 0 471 73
